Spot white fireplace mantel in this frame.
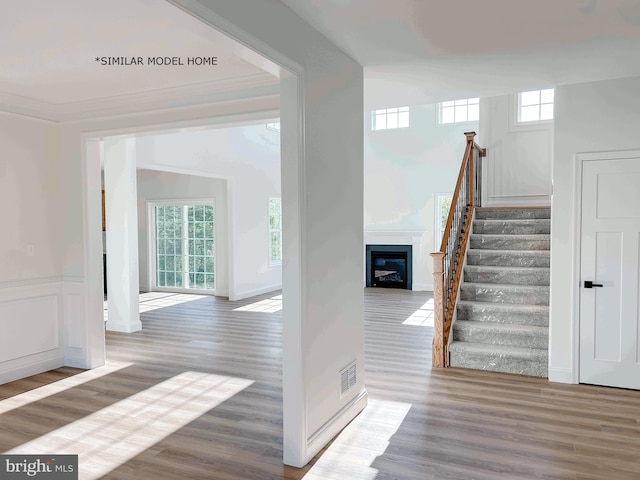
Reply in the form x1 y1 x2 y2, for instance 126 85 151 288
364 230 426 246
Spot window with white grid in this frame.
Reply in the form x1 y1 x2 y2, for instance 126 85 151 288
153 201 215 292
518 88 554 123
372 106 410 130
439 98 479 124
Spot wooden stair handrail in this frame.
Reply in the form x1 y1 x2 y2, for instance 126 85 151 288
431 132 486 368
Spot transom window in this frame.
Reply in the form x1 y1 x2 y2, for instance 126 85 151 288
439 98 479 124
153 202 215 292
372 106 410 130
269 197 282 263
518 88 554 122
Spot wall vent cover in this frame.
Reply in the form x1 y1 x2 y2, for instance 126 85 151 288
339 361 357 397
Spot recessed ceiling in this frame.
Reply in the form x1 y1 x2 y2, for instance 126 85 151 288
0 0 278 119
280 0 640 107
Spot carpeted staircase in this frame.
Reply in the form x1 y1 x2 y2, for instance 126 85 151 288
448 207 550 377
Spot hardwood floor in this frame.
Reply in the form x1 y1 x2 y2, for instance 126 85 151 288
1 289 640 479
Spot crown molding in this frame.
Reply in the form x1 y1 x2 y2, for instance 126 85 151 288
0 72 279 123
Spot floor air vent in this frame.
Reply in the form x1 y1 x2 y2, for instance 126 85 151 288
339 362 357 397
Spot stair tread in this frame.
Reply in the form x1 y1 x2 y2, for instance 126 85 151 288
454 320 548 334
467 249 550 255
475 208 551 220
461 282 550 291
465 265 550 272
470 233 550 238
449 341 548 357
475 218 550 223
476 207 550 211
457 300 549 312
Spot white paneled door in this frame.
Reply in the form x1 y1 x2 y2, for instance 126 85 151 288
580 156 640 389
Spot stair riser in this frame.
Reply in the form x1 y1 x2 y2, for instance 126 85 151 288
464 269 550 286
467 251 550 267
470 235 550 251
449 353 548 377
475 209 551 220
473 221 550 235
457 305 548 326
460 286 549 306
453 327 548 349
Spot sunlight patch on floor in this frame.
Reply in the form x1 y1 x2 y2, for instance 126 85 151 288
5 371 253 480
233 295 282 313
0 361 133 416
302 399 412 480
402 299 435 326
104 292 209 321
138 292 208 313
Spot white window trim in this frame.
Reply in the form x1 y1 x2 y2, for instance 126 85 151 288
437 98 480 125
371 106 410 131
514 89 555 127
269 196 282 266
147 198 216 295
508 92 554 132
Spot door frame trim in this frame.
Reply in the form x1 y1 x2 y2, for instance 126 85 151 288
573 149 640 384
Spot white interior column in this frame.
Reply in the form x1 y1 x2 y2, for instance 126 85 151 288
104 136 141 333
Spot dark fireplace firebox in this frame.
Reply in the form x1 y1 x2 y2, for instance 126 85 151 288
366 245 412 289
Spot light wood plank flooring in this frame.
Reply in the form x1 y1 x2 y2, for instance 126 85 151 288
1 289 640 479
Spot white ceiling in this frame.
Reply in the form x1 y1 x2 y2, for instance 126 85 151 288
3 0 640 119
279 0 640 108
0 0 278 120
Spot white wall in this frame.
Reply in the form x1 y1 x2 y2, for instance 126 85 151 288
365 103 478 289
0 114 61 282
136 169 229 296
0 113 68 384
174 0 366 467
135 124 280 300
550 75 640 383
480 94 553 206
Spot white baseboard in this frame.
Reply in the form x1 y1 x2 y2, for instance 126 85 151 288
106 321 143 333
548 367 576 384
0 351 64 386
64 347 88 369
215 288 229 298
230 284 282 301
305 389 368 465
412 283 433 292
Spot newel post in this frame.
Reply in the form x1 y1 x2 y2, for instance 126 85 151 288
465 132 476 207
430 251 446 367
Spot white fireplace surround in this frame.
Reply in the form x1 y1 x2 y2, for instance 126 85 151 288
364 230 430 291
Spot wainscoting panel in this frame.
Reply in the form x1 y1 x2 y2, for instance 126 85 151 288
0 278 65 385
